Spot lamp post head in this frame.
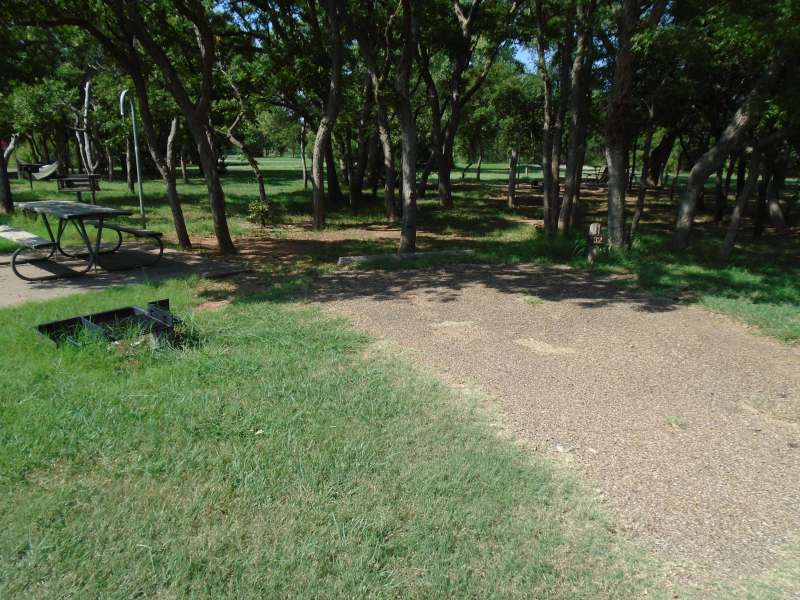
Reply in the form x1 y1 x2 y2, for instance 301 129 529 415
119 89 130 117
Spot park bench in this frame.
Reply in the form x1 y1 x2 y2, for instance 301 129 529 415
57 173 101 203
85 220 164 265
0 225 57 280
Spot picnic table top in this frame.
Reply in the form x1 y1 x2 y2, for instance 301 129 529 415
16 201 131 220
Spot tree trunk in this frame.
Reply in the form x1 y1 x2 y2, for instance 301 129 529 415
713 165 726 223
629 117 654 244
736 153 746 197
535 0 557 235
0 135 18 213
365 128 380 197
350 88 372 213
300 121 309 190
669 146 682 202
180 147 189 183
475 147 483 181
647 130 676 186
221 114 275 230
325 142 344 206
311 0 344 230
162 120 192 248
551 10 575 220
104 142 114 182
437 132 456 209
605 144 628 248
0 149 13 214
337 131 352 186
559 0 596 235
460 160 474 180
194 132 235 252
753 172 770 239
377 116 397 221
628 135 638 189
396 0 417 253
416 152 436 198
128 63 192 249
604 0 638 249
723 153 736 200
417 47 442 200
767 165 786 232
508 145 519 209
671 66 777 249
720 150 760 260
125 137 135 194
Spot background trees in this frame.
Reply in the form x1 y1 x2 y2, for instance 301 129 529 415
2 0 797 257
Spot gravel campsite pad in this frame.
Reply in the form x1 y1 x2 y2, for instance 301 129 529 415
311 263 800 592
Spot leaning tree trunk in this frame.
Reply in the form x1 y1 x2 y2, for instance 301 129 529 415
163 119 191 248
720 150 761 260
220 115 275 229
130 66 192 249
672 66 777 249
647 130 676 187
195 137 235 253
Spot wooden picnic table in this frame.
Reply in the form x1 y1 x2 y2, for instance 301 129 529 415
10 201 134 280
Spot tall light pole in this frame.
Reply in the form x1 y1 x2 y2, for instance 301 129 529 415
119 89 146 226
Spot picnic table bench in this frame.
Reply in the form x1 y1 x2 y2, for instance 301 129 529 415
2 200 164 281
57 174 102 203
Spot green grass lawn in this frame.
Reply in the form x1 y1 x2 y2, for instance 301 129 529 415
0 278 656 598
3 156 798 343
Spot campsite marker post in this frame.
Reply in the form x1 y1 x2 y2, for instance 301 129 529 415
119 89 146 227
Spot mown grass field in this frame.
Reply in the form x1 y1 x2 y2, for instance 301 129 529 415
3 156 797 342
0 278 657 598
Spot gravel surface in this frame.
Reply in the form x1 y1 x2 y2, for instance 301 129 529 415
310 263 800 590
0 248 247 307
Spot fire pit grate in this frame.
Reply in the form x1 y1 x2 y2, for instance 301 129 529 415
37 299 181 346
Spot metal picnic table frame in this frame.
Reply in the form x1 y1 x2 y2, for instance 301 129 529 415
14 200 133 279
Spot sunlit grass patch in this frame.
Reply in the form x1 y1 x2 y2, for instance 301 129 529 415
0 279 657 598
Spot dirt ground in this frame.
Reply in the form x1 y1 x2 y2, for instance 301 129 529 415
305 263 800 594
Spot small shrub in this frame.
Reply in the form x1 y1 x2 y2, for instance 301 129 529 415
247 199 281 227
